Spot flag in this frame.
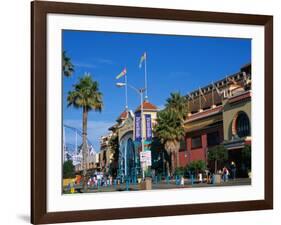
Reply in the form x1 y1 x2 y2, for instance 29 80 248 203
116 68 127 79
212 82 223 96
199 88 207 102
139 52 146 68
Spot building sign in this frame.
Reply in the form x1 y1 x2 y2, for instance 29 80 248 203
135 111 142 141
145 114 152 141
140 151 152 166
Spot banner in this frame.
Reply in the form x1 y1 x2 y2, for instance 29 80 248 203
135 111 142 141
145 114 152 141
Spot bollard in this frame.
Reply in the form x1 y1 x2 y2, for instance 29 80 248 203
176 176 179 185
126 180 130 191
166 175 170 184
191 174 194 185
97 179 100 190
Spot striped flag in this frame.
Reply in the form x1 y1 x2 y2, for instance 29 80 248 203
116 68 127 79
139 52 146 68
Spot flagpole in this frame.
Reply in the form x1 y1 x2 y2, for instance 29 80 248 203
199 88 202 111
187 97 189 115
144 53 148 100
125 73 128 110
212 82 214 106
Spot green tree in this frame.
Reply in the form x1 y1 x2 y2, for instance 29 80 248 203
165 92 188 120
63 160 75 178
108 134 119 177
67 74 103 191
186 160 206 176
208 145 228 173
154 109 185 176
174 166 185 176
62 50 74 77
155 92 188 175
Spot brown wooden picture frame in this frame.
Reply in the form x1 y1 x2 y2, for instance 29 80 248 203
31 1 273 224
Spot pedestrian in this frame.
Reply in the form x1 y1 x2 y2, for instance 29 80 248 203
198 173 203 183
230 161 237 180
222 166 229 182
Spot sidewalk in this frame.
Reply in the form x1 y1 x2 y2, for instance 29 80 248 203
63 178 251 193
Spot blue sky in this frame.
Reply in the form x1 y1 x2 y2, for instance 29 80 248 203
63 30 251 151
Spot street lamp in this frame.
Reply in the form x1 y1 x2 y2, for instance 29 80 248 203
116 82 146 180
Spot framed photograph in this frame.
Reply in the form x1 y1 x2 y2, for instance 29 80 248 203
31 1 273 224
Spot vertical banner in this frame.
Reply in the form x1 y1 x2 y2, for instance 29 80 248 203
145 114 152 141
135 111 142 141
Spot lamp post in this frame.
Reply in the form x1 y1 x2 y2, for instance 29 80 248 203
116 82 146 180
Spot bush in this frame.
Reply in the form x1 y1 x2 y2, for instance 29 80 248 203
186 160 206 176
174 166 185 176
63 160 75 178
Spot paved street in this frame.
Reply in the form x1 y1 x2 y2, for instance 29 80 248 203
63 178 251 194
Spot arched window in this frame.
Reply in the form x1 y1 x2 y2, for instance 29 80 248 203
236 112 250 137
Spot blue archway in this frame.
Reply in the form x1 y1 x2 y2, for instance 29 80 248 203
118 132 139 180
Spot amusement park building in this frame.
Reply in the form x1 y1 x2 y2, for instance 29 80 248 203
97 63 251 177
179 63 252 176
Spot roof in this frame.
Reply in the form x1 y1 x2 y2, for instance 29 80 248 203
117 110 128 121
186 64 251 114
185 105 223 123
135 101 158 112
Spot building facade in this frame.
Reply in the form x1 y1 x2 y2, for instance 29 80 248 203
179 64 252 176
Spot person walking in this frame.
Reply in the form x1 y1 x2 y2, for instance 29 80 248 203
230 161 237 180
222 166 229 182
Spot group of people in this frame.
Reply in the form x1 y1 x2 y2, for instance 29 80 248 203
86 174 113 187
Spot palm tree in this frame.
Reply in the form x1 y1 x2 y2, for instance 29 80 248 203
67 74 103 191
164 92 188 168
165 92 188 120
62 51 74 77
154 109 185 176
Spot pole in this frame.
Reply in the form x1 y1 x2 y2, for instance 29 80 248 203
125 74 128 110
144 53 148 100
212 83 214 106
199 88 202 111
139 88 146 180
63 126 66 162
75 130 78 153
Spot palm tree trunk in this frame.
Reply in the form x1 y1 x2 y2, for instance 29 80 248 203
171 152 175 176
176 150 180 168
82 107 88 192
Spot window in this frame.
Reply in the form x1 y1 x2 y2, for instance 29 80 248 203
236 112 251 137
207 131 220 146
191 136 202 149
179 139 186 151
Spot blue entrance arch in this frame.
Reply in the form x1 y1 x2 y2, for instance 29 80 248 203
118 132 140 181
